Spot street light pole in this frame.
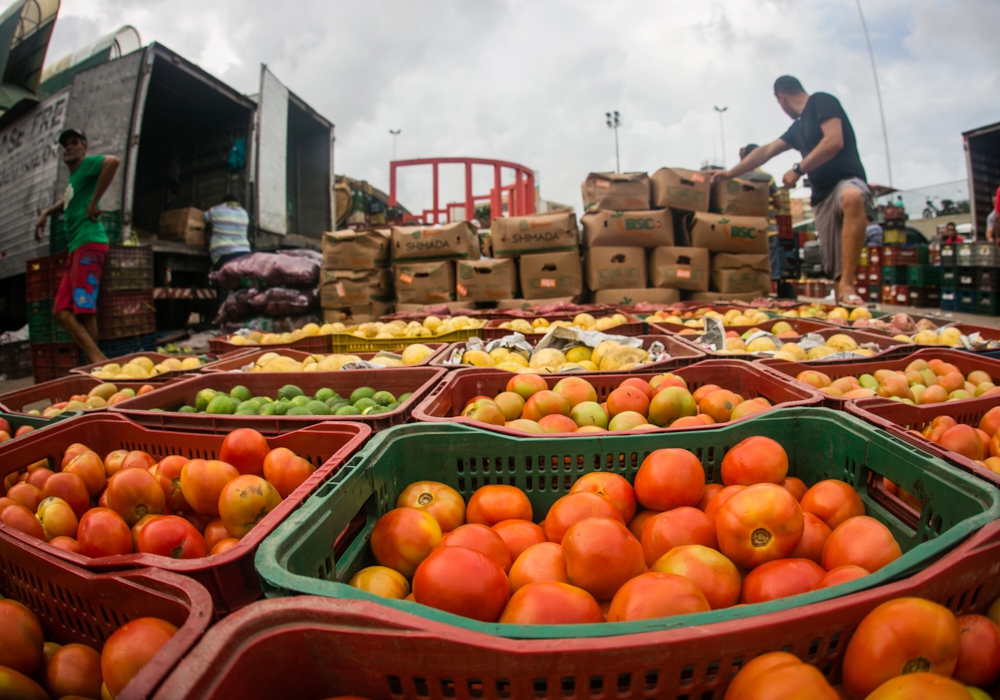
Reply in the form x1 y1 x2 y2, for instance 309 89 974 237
714 106 728 169
389 129 401 161
606 111 621 173
855 0 893 187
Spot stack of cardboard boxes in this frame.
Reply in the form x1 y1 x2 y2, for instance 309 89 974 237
390 221 485 312
489 210 581 307
319 228 394 323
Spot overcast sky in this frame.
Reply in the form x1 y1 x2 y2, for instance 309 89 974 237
48 0 1000 218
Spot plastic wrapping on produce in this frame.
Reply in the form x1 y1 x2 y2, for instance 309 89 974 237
533 326 643 353
214 288 259 324
700 316 726 351
445 334 535 365
212 251 323 290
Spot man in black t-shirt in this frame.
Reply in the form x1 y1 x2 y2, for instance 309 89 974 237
715 76 871 305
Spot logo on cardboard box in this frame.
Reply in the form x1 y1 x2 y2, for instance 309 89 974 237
457 283 468 297
540 278 556 288
334 282 346 298
676 269 692 279
624 217 658 231
399 273 414 285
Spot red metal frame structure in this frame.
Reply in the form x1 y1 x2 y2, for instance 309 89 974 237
389 157 535 225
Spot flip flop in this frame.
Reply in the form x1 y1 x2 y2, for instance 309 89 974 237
839 293 865 307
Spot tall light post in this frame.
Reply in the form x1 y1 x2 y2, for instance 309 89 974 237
606 111 621 173
714 106 728 169
389 129 401 161
856 0 893 186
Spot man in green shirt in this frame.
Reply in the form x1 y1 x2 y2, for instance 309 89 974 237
35 129 120 363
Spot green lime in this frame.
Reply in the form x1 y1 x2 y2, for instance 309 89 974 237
178 405 197 413
397 392 413 403
353 397 377 412
335 405 361 416
259 403 280 416
349 387 376 404
149 408 164 413
195 389 217 412
271 401 290 415
291 395 311 408
304 400 331 415
206 394 236 415
384 402 399 411
230 385 253 403
325 396 344 408
372 391 396 406
286 406 313 416
278 385 305 401
236 400 260 415
257 396 274 404
314 388 337 402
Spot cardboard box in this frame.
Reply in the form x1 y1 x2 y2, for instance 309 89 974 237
395 301 476 314
456 258 518 301
491 211 578 257
686 290 764 302
320 269 394 309
394 261 455 304
321 229 390 269
648 246 710 291
323 300 394 324
495 297 578 310
391 221 479 263
581 209 673 248
581 172 650 212
158 207 205 245
650 168 712 213
710 253 771 293
710 177 771 217
592 288 681 305
584 247 646 291
689 213 770 254
518 251 583 300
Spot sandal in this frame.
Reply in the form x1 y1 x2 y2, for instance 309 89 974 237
839 293 865 307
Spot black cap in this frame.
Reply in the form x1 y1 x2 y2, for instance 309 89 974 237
58 129 87 146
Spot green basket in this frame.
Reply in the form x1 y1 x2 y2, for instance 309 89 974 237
907 266 940 288
1 409 82 438
881 266 908 285
330 327 483 353
255 408 1000 640
27 299 72 344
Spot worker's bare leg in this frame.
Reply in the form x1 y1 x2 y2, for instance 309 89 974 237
837 186 866 301
56 309 107 363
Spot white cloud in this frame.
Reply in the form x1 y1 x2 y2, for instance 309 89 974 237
41 0 1000 216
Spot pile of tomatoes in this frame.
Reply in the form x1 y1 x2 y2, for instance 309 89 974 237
0 428 315 559
0 416 35 444
914 406 1000 476
0 597 176 700
724 596 1000 699
348 435 905 624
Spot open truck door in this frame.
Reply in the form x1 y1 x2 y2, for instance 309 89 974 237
253 65 334 250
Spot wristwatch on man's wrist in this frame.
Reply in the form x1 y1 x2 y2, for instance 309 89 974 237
792 163 804 176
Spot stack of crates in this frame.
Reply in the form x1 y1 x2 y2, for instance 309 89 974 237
773 190 799 294
940 242 958 311
24 252 81 382
856 245 883 303
0 340 31 379
96 244 156 356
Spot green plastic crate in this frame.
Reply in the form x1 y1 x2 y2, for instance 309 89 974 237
27 299 71 344
255 408 1000 640
881 266 908 284
0 409 82 439
907 266 939 288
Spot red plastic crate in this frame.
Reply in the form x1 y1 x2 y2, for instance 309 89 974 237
761 348 1000 409
25 252 69 301
412 360 821 437
0 534 214 700
650 316 832 338
208 333 333 354
201 343 449 373
0 374 165 414
154 520 1000 700
71 350 257 379
481 312 645 341
97 288 157 340
846 393 1000 489
429 334 705 373
111 368 446 434
0 413 370 614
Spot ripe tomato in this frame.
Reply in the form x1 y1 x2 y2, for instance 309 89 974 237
692 384 722 403
202 518 230 552
698 389 743 423
810 565 869 591
209 538 240 556
40 472 89 519
63 450 106 498
261 448 316 499
841 597 961 699
864 672 975 700
544 492 623 544
715 484 804 569
779 477 808 502
696 483 724 511
61 443 92 468
562 517 645 601
106 467 166 526
703 484 744 523
499 581 604 625
36 497 79 541
49 535 83 554
0 598 44 676
46 642 102 699
24 467 53 491
179 459 239 517
6 482 42 512
821 516 902 573
466 485 532 526
508 542 568 593
726 659 840 699
723 651 802 700
101 618 178 698
370 507 442 578
606 386 650 418
633 448 705 511
799 480 865 530
136 515 207 559
789 512 831 565
606 572 710 622
651 544 740 610
952 614 1000 687
640 507 717 567
720 436 788 486
626 509 661 540
151 455 190 513
131 514 160 552
395 481 466 532
433 523 512 573
412 546 510 622
569 472 636 523
218 475 282 539
1 503 46 540
219 428 271 476
121 450 157 472
103 449 129 478
347 565 411 600
739 558 825 604
491 520 546 562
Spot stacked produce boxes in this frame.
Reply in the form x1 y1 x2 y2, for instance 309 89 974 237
95 244 157 356
319 228 394 323
24 251 80 381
